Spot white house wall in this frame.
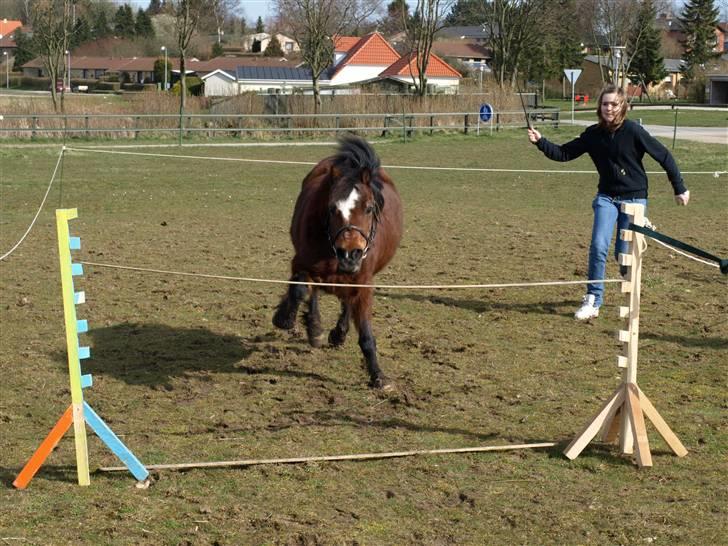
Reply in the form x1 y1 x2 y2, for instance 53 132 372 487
389 75 460 92
204 73 238 96
331 65 391 86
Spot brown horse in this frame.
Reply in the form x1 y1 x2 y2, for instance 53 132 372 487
273 134 403 389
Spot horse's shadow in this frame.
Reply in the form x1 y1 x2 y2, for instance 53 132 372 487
50 322 334 388
380 291 577 318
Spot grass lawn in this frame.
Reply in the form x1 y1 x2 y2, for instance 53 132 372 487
1 131 726 544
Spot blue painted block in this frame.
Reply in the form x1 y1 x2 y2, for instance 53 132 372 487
83 402 149 482
78 346 91 359
77 319 88 333
74 291 86 304
70 237 81 250
71 263 84 276
81 374 93 388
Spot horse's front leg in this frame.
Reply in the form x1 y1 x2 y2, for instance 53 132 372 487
328 301 351 347
352 289 392 390
272 272 308 330
304 287 324 347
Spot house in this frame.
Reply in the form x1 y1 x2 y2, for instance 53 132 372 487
0 19 22 58
200 32 461 96
375 51 461 94
431 41 492 72
706 73 728 104
22 56 161 83
435 26 490 45
241 32 299 55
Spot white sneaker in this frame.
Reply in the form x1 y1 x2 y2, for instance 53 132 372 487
575 294 600 320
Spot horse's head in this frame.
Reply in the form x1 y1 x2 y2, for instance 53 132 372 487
327 135 385 274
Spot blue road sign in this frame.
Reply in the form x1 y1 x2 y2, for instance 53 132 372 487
479 103 493 122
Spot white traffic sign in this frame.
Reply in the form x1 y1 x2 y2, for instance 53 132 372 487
563 69 582 85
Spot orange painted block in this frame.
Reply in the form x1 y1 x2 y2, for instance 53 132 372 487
13 405 74 489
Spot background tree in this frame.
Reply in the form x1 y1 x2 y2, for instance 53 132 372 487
92 4 111 38
172 0 205 112
264 34 285 56
524 0 584 98
273 0 379 112
135 7 156 37
255 15 265 33
626 0 666 98
211 41 224 56
148 0 163 15
678 0 719 82
12 28 36 71
114 4 136 37
482 0 546 89
403 0 456 95
444 0 481 25
377 0 410 37
153 56 171 83
28 0 73 111
69 14 92 47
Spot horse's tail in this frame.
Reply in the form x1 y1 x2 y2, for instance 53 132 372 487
334 133 381 175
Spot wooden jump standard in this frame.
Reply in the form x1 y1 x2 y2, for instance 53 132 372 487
564 203 688 467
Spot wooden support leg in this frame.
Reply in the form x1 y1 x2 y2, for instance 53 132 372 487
638 387 688 457
13 405 74 489
564 386 624 460
625 383 652 467
600 407 622 444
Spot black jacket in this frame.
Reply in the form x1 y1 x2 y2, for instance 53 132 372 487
536 119 687 199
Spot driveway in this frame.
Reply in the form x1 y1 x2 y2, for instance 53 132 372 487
570 118 727 145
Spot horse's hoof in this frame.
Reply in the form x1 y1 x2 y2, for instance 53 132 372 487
328 329 346 347
308 333 325 348
371 376 395 391
272 308 295 330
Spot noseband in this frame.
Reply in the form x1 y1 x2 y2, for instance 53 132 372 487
328 219 378 260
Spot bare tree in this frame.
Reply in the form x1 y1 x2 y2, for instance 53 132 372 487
402 0 455 96
171 0 205 112
582 0 642 87
29 0 72 112
481 0 545 89
274 0 380 112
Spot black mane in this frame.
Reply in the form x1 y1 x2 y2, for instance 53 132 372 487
332 134 385 213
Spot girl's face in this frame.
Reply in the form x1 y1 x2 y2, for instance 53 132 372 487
600 93 620 124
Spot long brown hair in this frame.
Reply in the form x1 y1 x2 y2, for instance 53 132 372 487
596 84 628 131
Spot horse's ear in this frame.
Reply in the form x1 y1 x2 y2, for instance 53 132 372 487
330 165 341 184
360 170 371 186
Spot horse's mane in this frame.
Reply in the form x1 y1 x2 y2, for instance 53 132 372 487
332 134 385 214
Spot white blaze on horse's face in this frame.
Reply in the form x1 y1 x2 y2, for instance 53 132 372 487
336 187 360 222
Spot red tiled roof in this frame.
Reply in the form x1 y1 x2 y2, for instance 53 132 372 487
333 32 401 75
334 36 360 52
0 19 22 37
379 52 461 78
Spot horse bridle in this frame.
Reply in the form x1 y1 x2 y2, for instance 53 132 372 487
327 217 378 261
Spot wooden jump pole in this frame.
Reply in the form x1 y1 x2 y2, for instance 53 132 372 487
98 442 557 473
563 203 687 467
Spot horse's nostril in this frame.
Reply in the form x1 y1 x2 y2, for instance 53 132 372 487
351 249 363 261
335 247 348 261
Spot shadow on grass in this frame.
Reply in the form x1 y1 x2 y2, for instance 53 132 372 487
50 322 337 387
0 465 78 488
381 291 578 318
642 332 728 349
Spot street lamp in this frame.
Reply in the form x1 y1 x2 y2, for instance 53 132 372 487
161 46 167 91
3 52 8 89
65 50 71 92
611 45 625 87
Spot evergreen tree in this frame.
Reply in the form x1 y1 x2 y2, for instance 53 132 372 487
211 41 224 57
255 16 264 33
678 0 719 80
627 0 666 92
378 0 410 36
148 0 163 15
12 29 35 71
114 4 136 38
445 0 482 26
93 7 111 38
70 15 92 48
135 8 155 38
264 35 284 56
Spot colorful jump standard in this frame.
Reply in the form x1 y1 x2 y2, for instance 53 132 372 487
13 209 149 488
564 203 688 467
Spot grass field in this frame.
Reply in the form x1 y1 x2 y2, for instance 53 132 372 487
1 129 726 544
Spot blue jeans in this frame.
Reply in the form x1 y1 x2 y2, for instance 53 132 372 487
587 194 647 306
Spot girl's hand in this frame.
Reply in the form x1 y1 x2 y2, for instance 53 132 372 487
675 190 690 206
527 128 542 144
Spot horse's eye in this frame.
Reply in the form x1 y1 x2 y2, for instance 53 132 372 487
365 205 374 214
